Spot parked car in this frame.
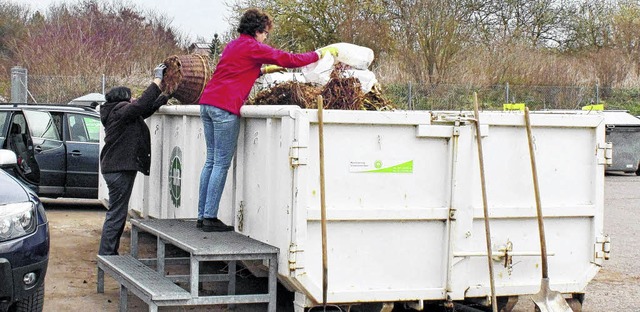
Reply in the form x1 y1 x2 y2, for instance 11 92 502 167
0 104 100 199
0 149 50 312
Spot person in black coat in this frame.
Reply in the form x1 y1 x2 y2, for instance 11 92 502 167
98 64 168 256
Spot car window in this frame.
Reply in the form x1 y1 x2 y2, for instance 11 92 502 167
68 114 99 143
23 110 60 140
0 111 8 143
84 116 100 142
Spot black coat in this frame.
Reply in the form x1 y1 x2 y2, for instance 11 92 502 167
100 83 168 175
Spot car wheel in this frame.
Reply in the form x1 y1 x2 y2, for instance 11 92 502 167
11 283 44 312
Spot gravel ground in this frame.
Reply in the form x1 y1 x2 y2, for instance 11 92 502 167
41 174 639 311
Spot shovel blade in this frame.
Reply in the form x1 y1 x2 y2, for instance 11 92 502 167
531 278 574 312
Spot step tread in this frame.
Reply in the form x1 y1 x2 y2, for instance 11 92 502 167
97 255 191 301
131 218 279 256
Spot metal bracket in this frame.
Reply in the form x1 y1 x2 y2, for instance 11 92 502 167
492 240 514 275
288 244 304 271
597 142 613 165
452 120 461 136
406 300 424 311
449 208 457 220
595 235 611 260
289 142 308 167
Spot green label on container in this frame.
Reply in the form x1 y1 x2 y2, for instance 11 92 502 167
349 160 413 173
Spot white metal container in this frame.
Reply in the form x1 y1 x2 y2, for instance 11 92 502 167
120 105 609 309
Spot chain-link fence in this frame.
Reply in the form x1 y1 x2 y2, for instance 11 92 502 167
384 82 627 112
8 73 638 115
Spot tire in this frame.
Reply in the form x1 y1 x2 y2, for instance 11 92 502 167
12 283 45 312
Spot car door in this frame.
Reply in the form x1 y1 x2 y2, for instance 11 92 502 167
3 111 41 188
65 113 100 198
23 109 66 197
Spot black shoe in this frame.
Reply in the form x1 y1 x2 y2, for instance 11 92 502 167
196 219 203 228
202 218 234 232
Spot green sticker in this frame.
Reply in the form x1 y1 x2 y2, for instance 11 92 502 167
349 160 414 173
169 147 182 208
367 160 413 173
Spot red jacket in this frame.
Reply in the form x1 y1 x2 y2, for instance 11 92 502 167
199 34 319 115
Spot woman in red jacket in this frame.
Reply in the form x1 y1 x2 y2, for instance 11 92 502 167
197 8 337 232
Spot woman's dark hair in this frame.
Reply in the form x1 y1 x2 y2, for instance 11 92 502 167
237 8 272 37
105 86 131 103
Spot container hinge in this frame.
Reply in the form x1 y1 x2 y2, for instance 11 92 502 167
290 143 308 167
597 142 613 165
595 235 611 260
288 244 304 271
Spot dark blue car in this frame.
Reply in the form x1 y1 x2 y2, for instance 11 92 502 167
0 149 49 312
0 104 100 199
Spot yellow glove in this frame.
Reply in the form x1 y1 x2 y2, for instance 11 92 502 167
262 65 285 74
316 46 339 58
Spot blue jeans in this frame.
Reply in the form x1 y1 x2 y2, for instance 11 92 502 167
198 105 240 220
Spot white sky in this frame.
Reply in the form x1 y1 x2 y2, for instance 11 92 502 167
17 0 235 42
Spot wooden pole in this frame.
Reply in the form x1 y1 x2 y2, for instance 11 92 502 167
473 93 498 312
317 96 328 308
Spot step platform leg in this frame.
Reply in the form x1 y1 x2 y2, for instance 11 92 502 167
119 284 127 312
97 267 104 293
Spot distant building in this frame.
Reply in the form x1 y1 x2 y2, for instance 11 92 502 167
189 43 211 55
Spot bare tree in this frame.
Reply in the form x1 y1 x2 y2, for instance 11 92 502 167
471 0 569 47
0 1 30 71
386 0 474 83
232 0 392 59
562 0 614 51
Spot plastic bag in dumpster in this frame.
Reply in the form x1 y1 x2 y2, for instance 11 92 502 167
327 42 375 70
302 43 378 93
301 54 335 86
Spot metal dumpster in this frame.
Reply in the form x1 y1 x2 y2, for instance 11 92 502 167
603 110 640 174
119 106 609 310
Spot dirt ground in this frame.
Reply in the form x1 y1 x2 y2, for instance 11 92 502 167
42 204 272 312
41 174 640 311
42 204 138 311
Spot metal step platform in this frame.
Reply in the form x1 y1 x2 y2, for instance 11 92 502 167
97 218 279 311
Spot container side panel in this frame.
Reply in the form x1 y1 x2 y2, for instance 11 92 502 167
306 124 451 211
481 126 596 208
304 221 447 298
454 217 596 297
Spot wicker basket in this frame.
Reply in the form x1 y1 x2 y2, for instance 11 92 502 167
161 54 213 104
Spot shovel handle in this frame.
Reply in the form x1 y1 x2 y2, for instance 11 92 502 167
524 108 549 278
473 93 498 312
